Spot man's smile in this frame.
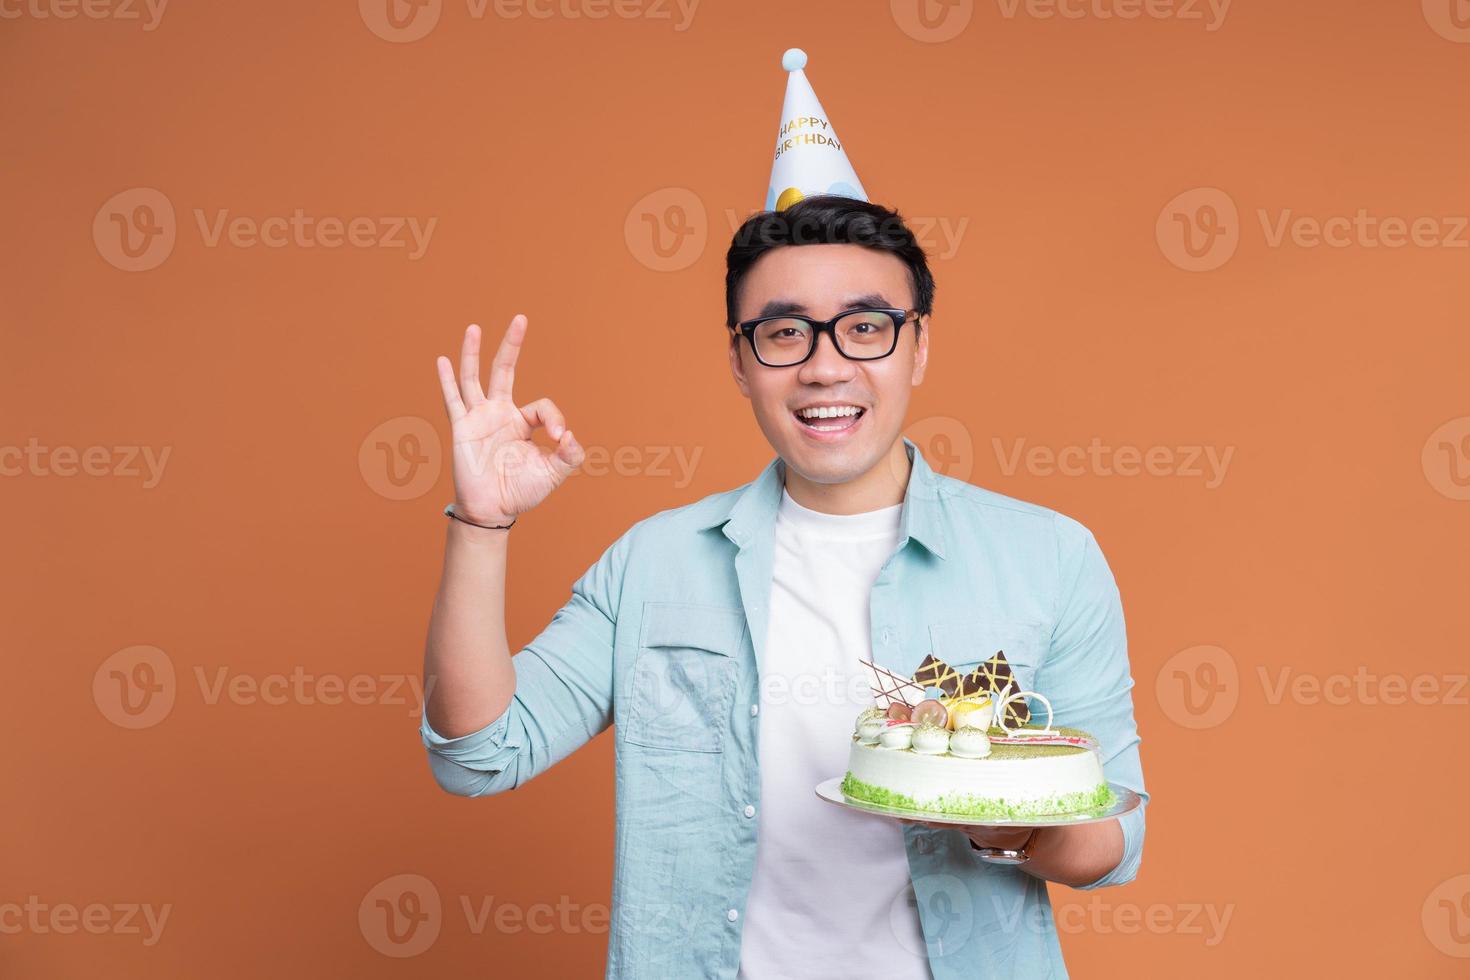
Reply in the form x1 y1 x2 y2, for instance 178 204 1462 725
792 401 868 438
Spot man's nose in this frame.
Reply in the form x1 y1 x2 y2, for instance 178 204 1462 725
798 329 854 381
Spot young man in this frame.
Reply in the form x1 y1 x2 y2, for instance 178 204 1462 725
419 194 1147 979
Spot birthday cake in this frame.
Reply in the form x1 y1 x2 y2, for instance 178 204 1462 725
841 652 1115 820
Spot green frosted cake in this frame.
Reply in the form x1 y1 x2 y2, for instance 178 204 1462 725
847 653 1115 819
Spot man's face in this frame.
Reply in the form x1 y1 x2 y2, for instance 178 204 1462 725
728 243 929 486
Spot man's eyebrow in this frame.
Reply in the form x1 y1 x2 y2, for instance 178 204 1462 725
755 293 894 318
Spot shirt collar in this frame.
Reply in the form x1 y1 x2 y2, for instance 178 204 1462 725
698 435 948 561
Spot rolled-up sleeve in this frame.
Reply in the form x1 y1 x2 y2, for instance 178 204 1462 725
421 521 637 797
1038 515 1149 890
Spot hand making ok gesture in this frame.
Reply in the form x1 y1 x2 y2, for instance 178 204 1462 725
435 316 584 526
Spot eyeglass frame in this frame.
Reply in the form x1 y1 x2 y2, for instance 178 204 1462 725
730 307 920 368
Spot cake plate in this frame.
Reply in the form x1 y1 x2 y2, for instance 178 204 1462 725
814 777 1142 828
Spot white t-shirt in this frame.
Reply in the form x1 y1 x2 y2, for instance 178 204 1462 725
737 487 931 979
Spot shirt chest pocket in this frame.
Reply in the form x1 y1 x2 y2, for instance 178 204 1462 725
926 618 1048 698
623 601 747 753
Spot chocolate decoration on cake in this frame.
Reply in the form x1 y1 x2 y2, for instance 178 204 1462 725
909 651 1029 725
859 659 926 708
912 654 963 697
964 650 1031 726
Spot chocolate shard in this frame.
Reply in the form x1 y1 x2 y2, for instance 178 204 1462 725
961 650 1031 725
911 654 962 698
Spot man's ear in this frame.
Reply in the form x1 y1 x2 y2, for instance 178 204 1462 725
727 329 752 398
911 314 930 386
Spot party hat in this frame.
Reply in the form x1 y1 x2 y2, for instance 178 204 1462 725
764 48 868 212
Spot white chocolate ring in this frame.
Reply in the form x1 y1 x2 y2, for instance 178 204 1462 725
995 689 1057 736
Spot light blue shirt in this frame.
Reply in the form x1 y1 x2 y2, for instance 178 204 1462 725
421 436 1149 979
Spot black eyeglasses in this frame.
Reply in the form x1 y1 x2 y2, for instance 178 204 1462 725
732 307 918 367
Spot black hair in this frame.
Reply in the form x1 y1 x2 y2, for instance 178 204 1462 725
724 194 936 329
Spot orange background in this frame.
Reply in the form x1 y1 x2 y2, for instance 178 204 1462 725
4 0 1469 976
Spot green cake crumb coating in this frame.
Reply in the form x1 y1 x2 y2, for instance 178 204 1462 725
840 772 1116 820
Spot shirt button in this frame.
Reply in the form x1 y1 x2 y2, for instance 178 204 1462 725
743 804 756 818
726 908 739 923
750 704 759 717
881 628 894 643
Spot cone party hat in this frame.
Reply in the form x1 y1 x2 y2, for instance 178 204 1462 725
764 48 868 212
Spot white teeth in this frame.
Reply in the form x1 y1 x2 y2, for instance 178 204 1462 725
796 405 862 419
